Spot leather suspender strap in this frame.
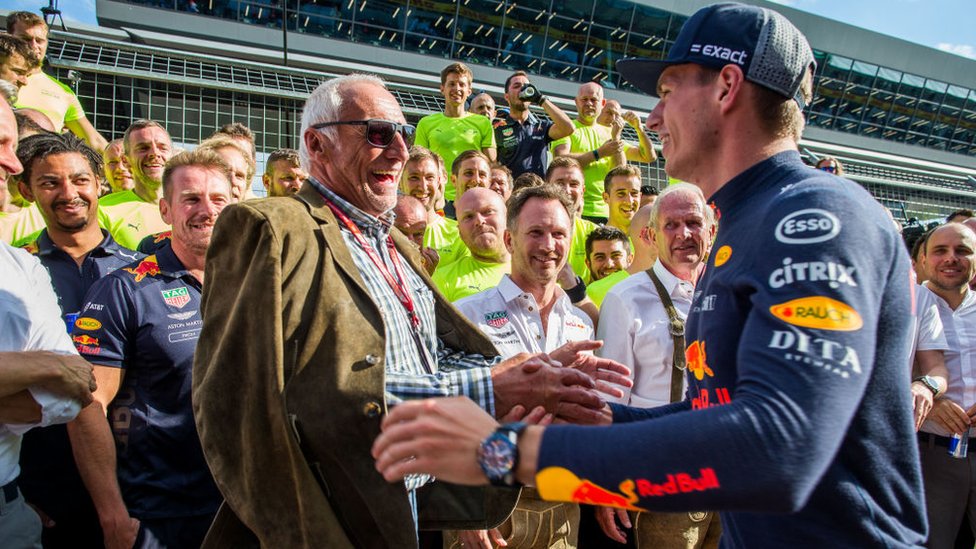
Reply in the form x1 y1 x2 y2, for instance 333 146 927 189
645 267 687 404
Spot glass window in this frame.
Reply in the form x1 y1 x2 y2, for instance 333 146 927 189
297 0 351 38
921 79 947 103
590 0 630 28
545 14 585 69
849 61 877 87
356 0 406 30
631 4 670 43
454 0 504 56
583 23 626 78
498 5 546 71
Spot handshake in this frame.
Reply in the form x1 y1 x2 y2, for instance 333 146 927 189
518 83 548 105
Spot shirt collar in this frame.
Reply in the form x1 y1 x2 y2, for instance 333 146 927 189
497 274 525 304
155 242 189 278
35 228 125 258
652 259 694 297
307 176 395 238
504 111 539 126
709 150 803 214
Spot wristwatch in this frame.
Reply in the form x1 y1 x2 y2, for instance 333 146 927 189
477 422 528 487
913 375 941 398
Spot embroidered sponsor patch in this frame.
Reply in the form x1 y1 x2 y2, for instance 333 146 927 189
161 287 191 309
774 209 840 244
75 317 102 331
484 311 509 328
124 257 160 282
72 334 99 346
713 245 732 267
769 296 862 331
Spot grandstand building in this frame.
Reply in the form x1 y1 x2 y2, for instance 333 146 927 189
4 0 974 223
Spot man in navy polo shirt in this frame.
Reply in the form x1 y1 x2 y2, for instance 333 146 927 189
494 71 575 179
15 132 141 548
68 148 232 549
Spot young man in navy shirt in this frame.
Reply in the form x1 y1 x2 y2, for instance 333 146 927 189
373 3 927 547
15 132 141 548
68 149 233 549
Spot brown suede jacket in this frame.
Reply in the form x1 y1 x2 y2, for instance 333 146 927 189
193 185 516 548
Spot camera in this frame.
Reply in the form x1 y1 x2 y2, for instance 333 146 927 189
518 84 546 104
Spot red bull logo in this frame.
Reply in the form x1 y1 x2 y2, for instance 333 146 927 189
152 231 173 244
124 257 160 282
536 467 644 511
72 334 99 346
685 340 714 381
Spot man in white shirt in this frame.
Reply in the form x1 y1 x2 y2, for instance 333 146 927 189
594 183 720 548
454 183 631 549
917 222 976 548
0 85 95 549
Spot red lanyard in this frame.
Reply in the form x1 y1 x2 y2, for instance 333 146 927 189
321 199 421 330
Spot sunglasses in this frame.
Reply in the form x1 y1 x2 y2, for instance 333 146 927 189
311 119 416 148
819 165 837 173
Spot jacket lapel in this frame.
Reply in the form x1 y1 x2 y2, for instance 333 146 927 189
294 185 373 300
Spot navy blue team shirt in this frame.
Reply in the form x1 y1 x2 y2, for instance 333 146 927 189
494 111 555 178
534 151 927 547
75 242 221 519
19 229 142 532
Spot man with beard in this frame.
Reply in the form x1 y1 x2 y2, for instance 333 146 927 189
494 71 574 179
99 120 174 249
102 139 134 195
262 148 306 197
14 132 141 549
432 187 510 302
585 225 631 283
68 149 232 549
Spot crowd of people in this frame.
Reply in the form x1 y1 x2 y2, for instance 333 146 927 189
0 3 974 549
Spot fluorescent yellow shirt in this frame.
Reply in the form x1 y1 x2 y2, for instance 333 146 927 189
415 113 495 201
98 191 169 250
551 120 638 218
569 217 598 284
586 269 629 308
431 255 510 302
423 215 469 266
15 72 84 132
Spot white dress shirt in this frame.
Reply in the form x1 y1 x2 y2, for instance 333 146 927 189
912 283 949 361
597 260 695 409
921 285 976 436
0 242 83 486
455 274 593 359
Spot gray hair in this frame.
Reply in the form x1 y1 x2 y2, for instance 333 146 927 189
0 80 17 106
299 73 386 170
648 182 715 229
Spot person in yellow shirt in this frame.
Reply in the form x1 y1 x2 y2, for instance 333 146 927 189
415 62 495 216
7 11 108 151
550 83 655 223
545 157 598 283
99 120 173 249
432 188 510 302
604 165 642 235
400 146 466 266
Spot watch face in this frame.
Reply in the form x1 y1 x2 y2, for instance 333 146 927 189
479 433 516 481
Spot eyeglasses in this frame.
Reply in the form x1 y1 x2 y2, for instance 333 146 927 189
310 119 416 148
818 165 837 173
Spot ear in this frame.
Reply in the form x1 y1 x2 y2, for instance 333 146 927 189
716 64 746 114
17 178 35 203
159 197 172 225
303 128 329 162
262 173 271 192
504 229 514 253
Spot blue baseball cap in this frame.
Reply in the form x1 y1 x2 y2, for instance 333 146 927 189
617 3 816 109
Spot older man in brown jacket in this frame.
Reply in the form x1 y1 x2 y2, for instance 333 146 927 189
193 74 618 548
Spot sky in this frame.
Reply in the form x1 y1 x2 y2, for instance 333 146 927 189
9 0 976 60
